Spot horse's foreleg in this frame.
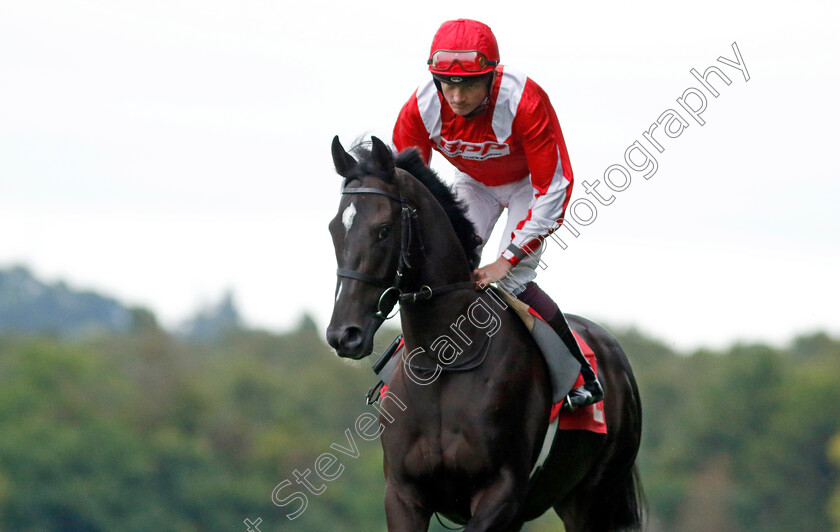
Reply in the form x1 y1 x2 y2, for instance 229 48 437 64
384 481 432 531
465 468 526 531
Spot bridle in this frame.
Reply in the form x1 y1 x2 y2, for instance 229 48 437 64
336 184 476 319
337 185 418 319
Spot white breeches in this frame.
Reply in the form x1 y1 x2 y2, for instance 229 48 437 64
452 170 544 295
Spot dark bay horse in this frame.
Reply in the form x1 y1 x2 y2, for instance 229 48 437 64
326 136 643 531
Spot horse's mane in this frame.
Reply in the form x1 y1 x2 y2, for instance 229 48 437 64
394 149 482 269
347 142 481 270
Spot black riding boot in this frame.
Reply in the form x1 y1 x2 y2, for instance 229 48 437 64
516 282 604 411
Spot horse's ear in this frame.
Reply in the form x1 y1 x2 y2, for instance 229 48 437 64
370 136 395 180
332 135 357 178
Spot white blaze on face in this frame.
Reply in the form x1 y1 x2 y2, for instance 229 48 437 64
342 202 356 234
336 202 355 304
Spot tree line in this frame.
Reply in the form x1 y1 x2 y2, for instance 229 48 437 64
0 313 838 531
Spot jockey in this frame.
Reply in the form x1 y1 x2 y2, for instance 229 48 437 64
392 18 603 411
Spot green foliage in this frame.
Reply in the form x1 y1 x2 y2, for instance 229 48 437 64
0 321 387 531
629 330 840 531
0 321 838 530
829 432 840 531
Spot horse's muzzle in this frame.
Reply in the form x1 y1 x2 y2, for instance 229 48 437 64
326 324 373 359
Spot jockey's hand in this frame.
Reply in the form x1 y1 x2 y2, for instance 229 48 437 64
473 256 513 289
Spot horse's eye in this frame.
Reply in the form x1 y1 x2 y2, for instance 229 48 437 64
377 225 392 241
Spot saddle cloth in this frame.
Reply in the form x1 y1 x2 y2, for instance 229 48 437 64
552 331 606 433
496 290 606 434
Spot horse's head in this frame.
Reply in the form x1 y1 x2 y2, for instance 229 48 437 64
326 136 409 359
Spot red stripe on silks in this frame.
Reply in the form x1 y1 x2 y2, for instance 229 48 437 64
553 173 574 230
521 236 544 254
512 185 544 238
513 201 537 234
551 331 608 434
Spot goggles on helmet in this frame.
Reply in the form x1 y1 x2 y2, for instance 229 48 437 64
427 50 498 72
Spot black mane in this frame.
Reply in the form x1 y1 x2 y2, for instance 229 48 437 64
394 149 481 269
347 142 481 270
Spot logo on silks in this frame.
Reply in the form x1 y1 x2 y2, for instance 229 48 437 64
437 137 510 160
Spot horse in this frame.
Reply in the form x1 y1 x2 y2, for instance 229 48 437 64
326 135 643 531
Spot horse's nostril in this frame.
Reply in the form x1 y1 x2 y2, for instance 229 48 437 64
326 325 364 352
326 328 340 349
342 326 363 349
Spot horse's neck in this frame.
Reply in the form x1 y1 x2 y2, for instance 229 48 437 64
410 198 473 289
400 289 481 361
400 197 478 357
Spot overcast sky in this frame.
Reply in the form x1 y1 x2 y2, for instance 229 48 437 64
1 0 838 350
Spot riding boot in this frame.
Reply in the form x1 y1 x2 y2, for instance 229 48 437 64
516 282 604 411
545 311 605 411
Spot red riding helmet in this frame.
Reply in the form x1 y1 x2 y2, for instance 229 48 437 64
427 19 500 80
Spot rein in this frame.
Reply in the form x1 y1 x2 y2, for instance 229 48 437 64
337 185 475 319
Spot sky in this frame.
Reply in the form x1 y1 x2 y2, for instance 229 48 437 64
1 0 838 351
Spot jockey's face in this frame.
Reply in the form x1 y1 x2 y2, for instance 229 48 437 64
440 78 488 116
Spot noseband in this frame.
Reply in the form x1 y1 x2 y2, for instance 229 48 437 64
336 184 476 319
